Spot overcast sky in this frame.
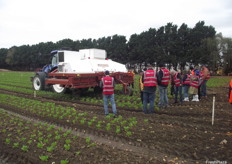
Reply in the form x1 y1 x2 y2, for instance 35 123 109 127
0 0 231 49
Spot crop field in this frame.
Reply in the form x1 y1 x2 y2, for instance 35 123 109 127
0 71 231 164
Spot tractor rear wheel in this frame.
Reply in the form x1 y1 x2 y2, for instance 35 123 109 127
52 84 67 94
122 86 133 96
32 75 45 91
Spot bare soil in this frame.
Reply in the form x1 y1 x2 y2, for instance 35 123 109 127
0 80 231 164
0 69 11 72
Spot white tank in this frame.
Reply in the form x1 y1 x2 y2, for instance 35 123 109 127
51 49 128 73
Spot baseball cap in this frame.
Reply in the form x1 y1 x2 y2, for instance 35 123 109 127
105 70 110 75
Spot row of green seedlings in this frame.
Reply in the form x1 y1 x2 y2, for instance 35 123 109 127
0 81 158 112
0 110 96 164
0 73 33 89
0 72 33 85
207 78 231 87
0 93 142 137
0 72 150 109
0 83 72 101
0 72 158 110
0 82 139 110
0 80 32 88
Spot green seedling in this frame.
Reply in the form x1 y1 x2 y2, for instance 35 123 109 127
126 131 132 137
123 126 130 132
64 144 70 151
60 160 69 164
51 142 57 147
80 118 86 125
43 139 49 144
55 135 61 140
144 119 149 123
88 121 93 126
38 137 43 142
47 134 52 138
5 138 10 144
24 126 30 130
21 137 26 141
13 142 19 148
120 120 127 126
37 142 43 148
39 155 49 162
75 151 81 156
47 146 54 152
115 126 121 134
88 142 97 147
85 137 91 144
21 145 29 152
106 123 111 131
38 132 43 136
65 139 71 144
96 123 101 128
27 140 33 144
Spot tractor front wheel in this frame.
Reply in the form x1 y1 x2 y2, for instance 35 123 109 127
32 75 45 91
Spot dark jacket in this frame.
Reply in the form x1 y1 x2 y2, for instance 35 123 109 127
157 69 169 87
171 72 182 86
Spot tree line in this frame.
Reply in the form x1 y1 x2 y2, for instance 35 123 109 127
0 21 232 74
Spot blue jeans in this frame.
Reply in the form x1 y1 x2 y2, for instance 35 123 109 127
183 85 190 98
103 94 117 115
201 80 207 96
174 86 182 102
143 91 155 113
158 86 168 107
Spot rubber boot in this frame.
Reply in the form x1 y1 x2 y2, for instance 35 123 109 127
192 95 196 101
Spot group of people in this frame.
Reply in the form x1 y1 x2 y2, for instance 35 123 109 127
139 64 169 114
100 64 211 116
139 64 210 114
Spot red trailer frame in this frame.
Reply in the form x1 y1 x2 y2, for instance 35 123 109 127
45 71 134 94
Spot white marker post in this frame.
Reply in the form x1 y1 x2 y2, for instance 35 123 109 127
212 94 216 125
34 91 36 98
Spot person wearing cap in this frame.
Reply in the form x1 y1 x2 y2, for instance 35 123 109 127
142 65 157 114
100 70 117 116
157 63 170 108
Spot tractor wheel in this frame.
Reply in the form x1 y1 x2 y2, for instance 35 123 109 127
32 75 45 91
52 84 67 94
122 86 133 96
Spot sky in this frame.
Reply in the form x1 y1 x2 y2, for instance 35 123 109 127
0 0 231 49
